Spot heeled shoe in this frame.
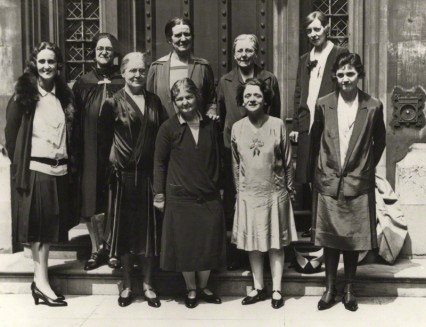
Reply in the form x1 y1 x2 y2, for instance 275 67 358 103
84 249 108 271
143 288 161 308
198 288 222 304
271 290 284 309
343 285 358 312
185 289 198 309
107 256 121 269
31 282 67 307
317 290 336 310
242 288 267 305
118 288 133 307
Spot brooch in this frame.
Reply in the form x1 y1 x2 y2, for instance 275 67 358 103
249 138 264 156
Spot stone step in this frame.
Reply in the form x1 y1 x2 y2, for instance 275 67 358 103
2 252 426 297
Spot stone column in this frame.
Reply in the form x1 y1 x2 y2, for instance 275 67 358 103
0 0 23 252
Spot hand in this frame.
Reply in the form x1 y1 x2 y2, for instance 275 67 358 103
289 131 299 144
288 187 296 203
153 200 165 212
206 106 220 121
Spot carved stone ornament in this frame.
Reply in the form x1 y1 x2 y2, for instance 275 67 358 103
390 86 426 129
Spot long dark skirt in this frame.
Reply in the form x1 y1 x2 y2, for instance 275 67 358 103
160 195 227 272
16 170 71 243
108 171 158 257
312 189 377 251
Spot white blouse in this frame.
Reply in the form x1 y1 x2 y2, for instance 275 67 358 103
30 84 68 176
307 40 334 133
337 92 359 167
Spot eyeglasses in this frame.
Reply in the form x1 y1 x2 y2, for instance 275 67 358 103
96 46 114 53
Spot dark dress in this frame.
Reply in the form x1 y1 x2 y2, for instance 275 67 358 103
72 66 124 218
99 89 166 256
5 73 79 243
310 90 386 251
153 115 227 271
292 45 348 183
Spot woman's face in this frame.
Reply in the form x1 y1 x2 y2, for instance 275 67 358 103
234 39 256 68
170 24 192 54
306 18 328 48
243 85 265 113
122 57 146 91
336 64 359 94
36 49 58 82
174 88 197 120
95 38 115 67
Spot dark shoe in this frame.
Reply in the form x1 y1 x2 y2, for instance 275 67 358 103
31 282 67 307
118 288 133 307
271 290 284 309
54 292 65 301
242 288 267 305
107 256 121 269
143 288 161 308
198 288 222 304
84 249 108 271
301 227 312 238
343 285 358 312
317 290 336 311
227 260 241 271
184 289 198 309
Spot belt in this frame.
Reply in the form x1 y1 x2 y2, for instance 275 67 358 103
30 157 68 168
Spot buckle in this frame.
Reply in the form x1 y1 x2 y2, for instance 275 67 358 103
51 159 60 168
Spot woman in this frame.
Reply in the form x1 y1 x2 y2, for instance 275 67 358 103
231 78 297 309
290 11 348 185
5 42 78 306
311 53 386 311
153 78 226 309
98 52 166 308
217 34 281 269
72 33 125 271
147 17 216 118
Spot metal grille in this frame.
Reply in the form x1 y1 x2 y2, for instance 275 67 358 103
64 0 100 81
313 0 348 47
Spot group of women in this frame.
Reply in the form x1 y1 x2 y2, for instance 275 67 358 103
5 11 385 312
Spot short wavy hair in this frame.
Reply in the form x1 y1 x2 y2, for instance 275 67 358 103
165 17 194 41
332 52 365 80
232 34 259 55
120 52 146 74
170 78 202 107
24 41 64 76
303 11 328 29
236 78 272 109
92 32 121 59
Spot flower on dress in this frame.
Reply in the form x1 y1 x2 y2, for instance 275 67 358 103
250 138 264 156
306 59 318 72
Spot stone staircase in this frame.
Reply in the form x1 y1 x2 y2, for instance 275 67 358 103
2 222 426 298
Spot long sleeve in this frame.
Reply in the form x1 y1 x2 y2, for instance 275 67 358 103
230 125 240 192
372 102 386 167
98 98 115 166
280 122 294 191
153 123 171 195
311 102 324 165
203 64 217 114
292 58 302 132
4 96 23 161
269 75 281 119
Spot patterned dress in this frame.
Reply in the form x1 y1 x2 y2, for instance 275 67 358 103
231 116 297 251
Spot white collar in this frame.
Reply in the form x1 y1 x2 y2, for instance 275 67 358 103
310 40 334 62
38 83 56 97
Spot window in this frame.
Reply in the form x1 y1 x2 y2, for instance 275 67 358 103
64 0 100 81
313 0 348 47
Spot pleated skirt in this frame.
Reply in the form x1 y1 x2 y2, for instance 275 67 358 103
160 195 227 272
312 190 378 251
16 170 71 243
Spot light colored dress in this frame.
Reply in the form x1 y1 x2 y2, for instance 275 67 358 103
231 116 298 252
